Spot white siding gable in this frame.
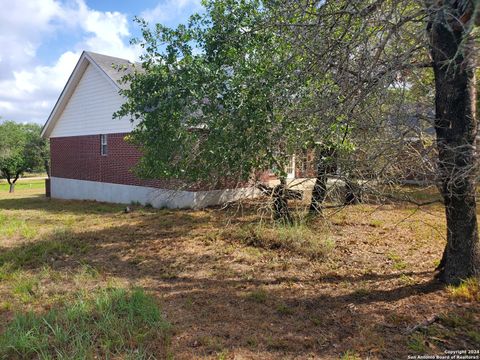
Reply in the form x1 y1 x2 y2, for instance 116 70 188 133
50 64 133 138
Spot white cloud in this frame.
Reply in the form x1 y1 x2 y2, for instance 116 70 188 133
0 51 80 123
0 0 142 124
14 52 79 95
0 0 64 80
141 0 203 25
69 0 141 61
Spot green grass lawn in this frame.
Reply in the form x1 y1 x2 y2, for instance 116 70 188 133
0 179 45 192
0 288 170 359
0 185 478 359
19 172 48 178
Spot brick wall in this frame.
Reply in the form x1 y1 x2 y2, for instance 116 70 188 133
50 133 199 191
50 133 317 191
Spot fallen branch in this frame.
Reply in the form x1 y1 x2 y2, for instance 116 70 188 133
404 315 439 334
256 184 304 200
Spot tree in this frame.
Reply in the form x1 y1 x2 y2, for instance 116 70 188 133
117 1 318 221
23 124 51 178
265 0 432 214
120 0 479 282
427 0 480 284
0 121 48 192
120 0 377 221
271 0 479 283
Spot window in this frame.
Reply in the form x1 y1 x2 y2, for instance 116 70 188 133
285 155 295 178
299 150 310 174
100 134 108 156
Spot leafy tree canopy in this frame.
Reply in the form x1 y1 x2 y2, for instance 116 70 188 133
0 121 48 190
116 0 329 185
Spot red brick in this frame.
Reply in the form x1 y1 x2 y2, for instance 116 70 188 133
50 133 193 190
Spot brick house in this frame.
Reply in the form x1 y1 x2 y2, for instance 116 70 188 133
41 51 270 208
42 51 318 208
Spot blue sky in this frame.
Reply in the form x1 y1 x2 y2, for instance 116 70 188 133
0 0 203 124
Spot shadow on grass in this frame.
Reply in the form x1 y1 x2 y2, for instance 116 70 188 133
0 194 259 220
0 196 127 215
0 209 229 272
0 228 90 270
0 213 451 358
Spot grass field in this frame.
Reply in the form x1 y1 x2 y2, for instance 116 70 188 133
0 182 478 359
0 179 45 192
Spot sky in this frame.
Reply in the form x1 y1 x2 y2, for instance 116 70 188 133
0 0 203 125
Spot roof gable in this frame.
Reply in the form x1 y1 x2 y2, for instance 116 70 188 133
41 51 135 138
86 51 136 90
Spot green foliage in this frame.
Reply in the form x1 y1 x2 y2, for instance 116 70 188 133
276 302 294 316
387 252 408 271
0 211 39 239
0 121 49 186
407 332 427 353
340 350 362 360
0 287 171 359
116 0 429 191
116 1 319 184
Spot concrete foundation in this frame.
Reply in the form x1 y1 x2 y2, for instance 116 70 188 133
50 177 260 209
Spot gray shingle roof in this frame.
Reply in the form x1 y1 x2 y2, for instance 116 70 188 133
85 51 137 90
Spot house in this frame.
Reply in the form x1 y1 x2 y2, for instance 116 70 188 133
43 51 434 208
41 51 263 209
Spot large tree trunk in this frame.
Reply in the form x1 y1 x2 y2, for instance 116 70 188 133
428 1 480 284
9 183 15 193
44 159 51 178
309 166 328 214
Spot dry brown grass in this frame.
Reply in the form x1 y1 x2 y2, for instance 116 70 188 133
0 183 479 359
224 221 334 259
